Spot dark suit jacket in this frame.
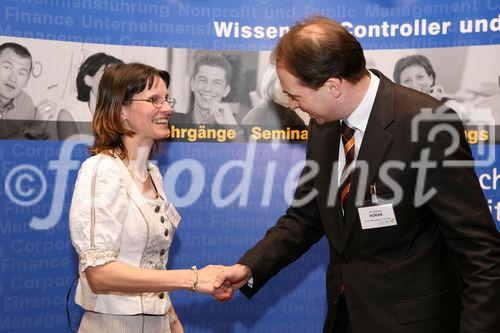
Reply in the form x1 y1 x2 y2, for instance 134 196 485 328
239 70 500 332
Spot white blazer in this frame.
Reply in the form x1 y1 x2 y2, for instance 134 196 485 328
70 153 178 315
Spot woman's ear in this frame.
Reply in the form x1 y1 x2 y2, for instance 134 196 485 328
325 77 342 98
120 105 129 122
84 75 93 87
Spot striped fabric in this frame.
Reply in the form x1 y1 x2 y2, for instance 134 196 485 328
339 122 356 213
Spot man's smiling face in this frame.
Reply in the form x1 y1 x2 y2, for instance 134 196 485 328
191 65 230 111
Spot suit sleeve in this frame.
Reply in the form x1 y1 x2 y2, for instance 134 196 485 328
423 110 500 332
238 124 326 298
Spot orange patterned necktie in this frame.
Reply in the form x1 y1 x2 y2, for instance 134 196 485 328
339 122 356 212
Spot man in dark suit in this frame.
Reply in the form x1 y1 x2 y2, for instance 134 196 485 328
213 16 500 332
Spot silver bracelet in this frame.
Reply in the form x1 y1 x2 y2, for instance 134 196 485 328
189 265 198 294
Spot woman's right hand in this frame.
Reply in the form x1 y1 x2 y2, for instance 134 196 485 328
195 265 227 294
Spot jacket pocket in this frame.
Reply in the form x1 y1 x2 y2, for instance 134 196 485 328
395 289 452 324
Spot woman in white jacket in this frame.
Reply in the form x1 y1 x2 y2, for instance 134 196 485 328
70 63 224 333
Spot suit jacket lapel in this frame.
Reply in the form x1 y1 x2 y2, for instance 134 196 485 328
342 71 396 247
316 121 344 238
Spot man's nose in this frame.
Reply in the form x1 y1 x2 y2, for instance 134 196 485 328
7 70 16 82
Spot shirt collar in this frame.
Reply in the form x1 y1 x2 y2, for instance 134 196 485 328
343 70 380 133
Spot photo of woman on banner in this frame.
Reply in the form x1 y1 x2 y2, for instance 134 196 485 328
393 54 443 99
69 63 227 333
242 64 308 128
0 42 57 140
393 54 469 122
57 52 123 140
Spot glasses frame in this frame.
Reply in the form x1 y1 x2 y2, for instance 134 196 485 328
127 96 177 108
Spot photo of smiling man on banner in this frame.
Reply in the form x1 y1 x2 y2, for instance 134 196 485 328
171 53 239 126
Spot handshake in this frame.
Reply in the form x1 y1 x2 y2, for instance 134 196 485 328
192 264 252 301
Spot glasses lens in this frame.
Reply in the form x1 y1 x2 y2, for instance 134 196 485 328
167 97 176 107
150 97 161 108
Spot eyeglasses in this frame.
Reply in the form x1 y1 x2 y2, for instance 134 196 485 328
127 96 177 108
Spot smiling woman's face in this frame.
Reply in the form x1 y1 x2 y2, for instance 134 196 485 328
399 64 434 94
121 76 173 141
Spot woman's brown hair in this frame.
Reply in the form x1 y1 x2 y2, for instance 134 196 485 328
90 62 170 159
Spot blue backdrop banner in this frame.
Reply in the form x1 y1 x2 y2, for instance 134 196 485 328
1 1 499 332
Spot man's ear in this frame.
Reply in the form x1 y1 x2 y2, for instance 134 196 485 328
325 78 342 98
222 85 231 98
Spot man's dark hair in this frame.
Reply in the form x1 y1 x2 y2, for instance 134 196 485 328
271 16 367 89
192 54 233 84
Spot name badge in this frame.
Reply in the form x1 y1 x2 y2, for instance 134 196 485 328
166 202 181 228
357 203 397 230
